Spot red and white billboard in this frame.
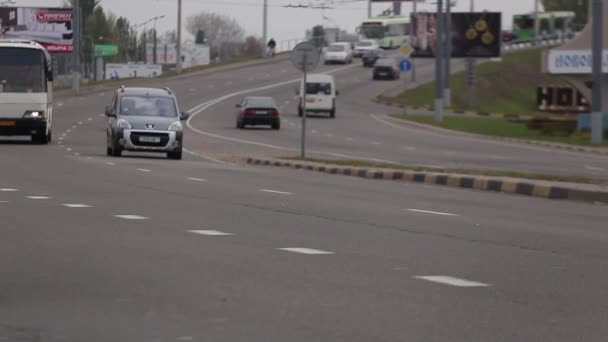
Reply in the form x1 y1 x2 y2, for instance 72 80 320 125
0 7 73 53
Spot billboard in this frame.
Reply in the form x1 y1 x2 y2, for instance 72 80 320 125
0 7 73 53
411 12 501 58
146 42 210 68
105 63 162 80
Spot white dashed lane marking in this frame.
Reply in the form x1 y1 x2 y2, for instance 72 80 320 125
345 137 354 142
189 230 233 236
0 201 8 203
278 248 334 255
137 168 151 173
114 215 149 220
407 209 460 217
260 189 292 195
414 276 490 287
106 162 115 166
585 165 606 172
63 204 92 208
371 141 381 146
0 189 19 192
188 177 207 182
26 196 52 200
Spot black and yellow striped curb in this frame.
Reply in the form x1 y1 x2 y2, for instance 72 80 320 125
245 158 608 204
387 115 608 156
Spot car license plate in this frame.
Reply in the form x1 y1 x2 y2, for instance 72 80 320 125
139 136 161 143
306 98 315 103
255 111 268 115
0 121 16 127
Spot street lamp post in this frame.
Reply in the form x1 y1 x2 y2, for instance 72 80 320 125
176 0 183 73
151 15 166 65
591 0 604 144
434 0 444 122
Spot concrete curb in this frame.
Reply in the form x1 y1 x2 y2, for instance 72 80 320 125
382 115 608 156
245 157 608 204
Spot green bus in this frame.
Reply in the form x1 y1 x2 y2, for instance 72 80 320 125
359 16 410 49
512 11 575 43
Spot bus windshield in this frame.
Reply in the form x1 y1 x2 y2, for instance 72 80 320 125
0 48 47 94
361 24 385 39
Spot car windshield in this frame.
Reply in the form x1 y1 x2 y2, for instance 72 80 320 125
328 45 345 52
0 48 46 93
306 82 332 95
357 41 374 47
361 24 385 39
120 96 178 117
246 98 277 108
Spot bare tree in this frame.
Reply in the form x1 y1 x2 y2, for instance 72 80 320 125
186 11 245 60
243 35 263 57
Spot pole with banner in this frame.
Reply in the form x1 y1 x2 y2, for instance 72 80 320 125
591 0 604 145
400 58 412 114
290 42 320 159
411 0 418 82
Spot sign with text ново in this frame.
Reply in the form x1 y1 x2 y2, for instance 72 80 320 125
0 7 73 53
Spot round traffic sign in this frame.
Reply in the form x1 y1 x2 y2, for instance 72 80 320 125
290 42 320 72
400 59 412 72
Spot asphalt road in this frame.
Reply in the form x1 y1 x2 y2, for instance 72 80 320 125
1 57 607 341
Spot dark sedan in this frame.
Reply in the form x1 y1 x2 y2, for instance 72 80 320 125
373 58 400 80
236 96 281 130
362 49 386 67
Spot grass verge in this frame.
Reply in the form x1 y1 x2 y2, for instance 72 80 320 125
380 49 568 115
282 156 608 185
392 114 608 147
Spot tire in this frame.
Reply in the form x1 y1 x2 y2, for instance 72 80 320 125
272 121 280 130
111 138 122 157
236 120 243 129
168 149 182 160
330 108 336 118
298 106 303 117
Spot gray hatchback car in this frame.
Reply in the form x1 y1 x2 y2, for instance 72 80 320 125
105 87 189 160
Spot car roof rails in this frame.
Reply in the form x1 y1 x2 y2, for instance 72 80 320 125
162 87 173 95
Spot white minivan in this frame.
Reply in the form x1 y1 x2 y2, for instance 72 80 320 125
324 42 353 64
297 74 338 118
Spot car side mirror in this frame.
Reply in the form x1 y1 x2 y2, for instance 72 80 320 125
180 111 190 121
235 104 241 108
336 90 340 96
105 105 115 117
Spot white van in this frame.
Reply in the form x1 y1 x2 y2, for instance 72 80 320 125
297 74 338 118
324 42 353 64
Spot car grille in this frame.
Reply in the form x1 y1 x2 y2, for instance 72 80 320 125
130 132 170 147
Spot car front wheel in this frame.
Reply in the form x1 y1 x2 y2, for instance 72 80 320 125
168 149 182 160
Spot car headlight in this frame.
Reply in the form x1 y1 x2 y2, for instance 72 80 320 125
23 111 45 118
116 119 132 129
168 121 183 132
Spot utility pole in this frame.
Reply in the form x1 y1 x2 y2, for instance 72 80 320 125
393 2 401 15
533 0 540 46
153 27 157 64
263 0 268 57
368 0 372 18
444 0 452 107
411 0 417 82
71 0 81 92
466 0 476 108
176 0 183 73
434 0 444 122
591 0 604 144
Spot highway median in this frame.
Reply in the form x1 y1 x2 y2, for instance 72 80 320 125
245 157 608 204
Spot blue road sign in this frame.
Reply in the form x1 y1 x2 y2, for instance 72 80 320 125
400 59 412 73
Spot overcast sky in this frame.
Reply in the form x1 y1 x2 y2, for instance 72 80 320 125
15 0 543 43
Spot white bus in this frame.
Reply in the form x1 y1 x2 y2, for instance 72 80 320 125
359 16 411 49
0 40 53 144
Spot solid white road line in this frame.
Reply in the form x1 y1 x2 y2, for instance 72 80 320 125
278 248 334 255
260 189 292 195
585 165 606 172
114 215 149 220
414 276 489 287
188 177 207 182
0 189 19 192
26 196 52 200
182 148 225 164
189 230 233 236
407 209 460 217
63 204 92 208
137 168 151 172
